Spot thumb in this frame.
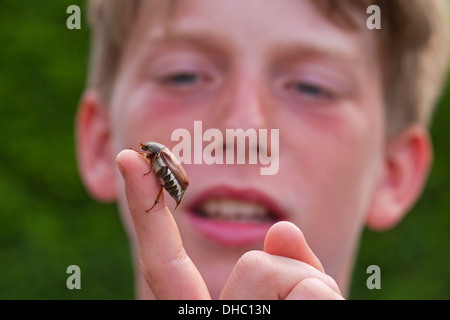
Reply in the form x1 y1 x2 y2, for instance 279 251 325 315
263 221 325 273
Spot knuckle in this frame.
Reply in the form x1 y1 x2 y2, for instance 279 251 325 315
322 273 341 295
299 277 344 300
233 250 274 284
238 251 269 271
168 246 189 266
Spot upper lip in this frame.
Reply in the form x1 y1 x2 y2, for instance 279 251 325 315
187 185 287 221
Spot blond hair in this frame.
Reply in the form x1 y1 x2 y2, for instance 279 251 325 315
87 0 449 137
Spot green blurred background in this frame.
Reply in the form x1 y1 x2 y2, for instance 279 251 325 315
0 0 449 299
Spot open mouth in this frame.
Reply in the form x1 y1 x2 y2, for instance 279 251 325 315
194 198 277 224
186 186 284 247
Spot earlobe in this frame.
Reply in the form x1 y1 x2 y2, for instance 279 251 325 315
76 90 117 202
366 126 432 230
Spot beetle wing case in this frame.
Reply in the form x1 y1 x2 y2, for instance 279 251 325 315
160 149 189 190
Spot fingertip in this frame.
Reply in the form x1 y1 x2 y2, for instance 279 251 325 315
116 148 166 215
264 221 325 273
116 149 147 176
266 221 304 242
116 149 157 188
116 149 131 177
264 221 305 255
116 148 138 162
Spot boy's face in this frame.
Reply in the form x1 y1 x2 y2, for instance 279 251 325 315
107 0 385 297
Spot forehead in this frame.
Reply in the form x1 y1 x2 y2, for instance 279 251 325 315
129 0 375 63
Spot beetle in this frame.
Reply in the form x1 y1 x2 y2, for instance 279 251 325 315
132 142 189 212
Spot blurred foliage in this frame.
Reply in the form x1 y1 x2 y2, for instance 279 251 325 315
0 0 133 299
0 0 449 300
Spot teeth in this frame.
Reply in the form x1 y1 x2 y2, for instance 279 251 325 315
203 200 220 218
198 199 273 222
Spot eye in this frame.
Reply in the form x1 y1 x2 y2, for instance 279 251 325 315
290 82 335 99
158 72 205 89
167 73 199 85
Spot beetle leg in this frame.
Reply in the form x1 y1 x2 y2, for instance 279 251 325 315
146 185 164 213
143 155 157 176
129 147 145 154
143 167 153 176
129 147 155 176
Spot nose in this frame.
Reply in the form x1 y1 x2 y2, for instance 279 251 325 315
212 68 274 166
220 71 270 131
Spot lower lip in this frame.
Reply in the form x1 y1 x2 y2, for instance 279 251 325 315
185 211 275 247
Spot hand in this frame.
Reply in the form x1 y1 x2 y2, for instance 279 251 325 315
116 149 344 300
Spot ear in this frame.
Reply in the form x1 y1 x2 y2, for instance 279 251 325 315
75 90 116 202
366 126 433 230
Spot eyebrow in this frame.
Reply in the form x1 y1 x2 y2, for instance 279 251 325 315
273 43 359 66
145 28 233 55
145 26 364 67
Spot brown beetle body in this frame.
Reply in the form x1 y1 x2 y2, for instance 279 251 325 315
137 142 189 212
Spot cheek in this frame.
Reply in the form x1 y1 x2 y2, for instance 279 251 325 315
109 85 184 152
307 134 382 273
277 102 384 259
282 107 382 202
110 82 221 153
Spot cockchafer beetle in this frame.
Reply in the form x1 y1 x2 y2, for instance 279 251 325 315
132 142 189 212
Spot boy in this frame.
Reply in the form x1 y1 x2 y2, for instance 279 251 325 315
76 0 448 299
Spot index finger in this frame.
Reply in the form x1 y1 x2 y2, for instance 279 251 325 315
116 149 210 299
